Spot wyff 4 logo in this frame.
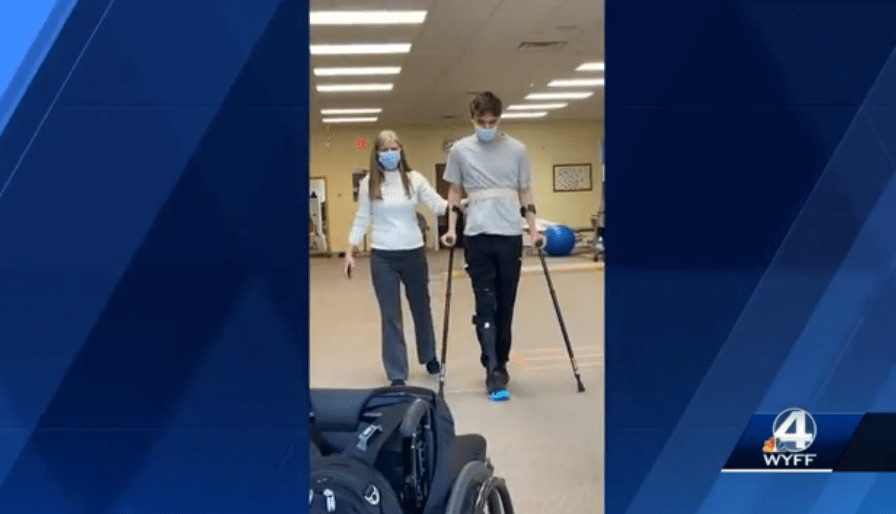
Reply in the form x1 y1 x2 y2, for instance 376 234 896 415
762 407 818 467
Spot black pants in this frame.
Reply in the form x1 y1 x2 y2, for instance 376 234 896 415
370 247 438 381
463 234 523 372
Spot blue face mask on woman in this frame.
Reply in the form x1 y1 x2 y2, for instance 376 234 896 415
378 149 402 170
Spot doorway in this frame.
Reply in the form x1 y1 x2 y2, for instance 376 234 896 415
310 176 330 256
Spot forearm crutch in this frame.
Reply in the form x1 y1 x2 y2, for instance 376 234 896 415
535 239 586 392
438 242 456 399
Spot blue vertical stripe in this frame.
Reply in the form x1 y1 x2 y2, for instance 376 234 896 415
0 0 78 133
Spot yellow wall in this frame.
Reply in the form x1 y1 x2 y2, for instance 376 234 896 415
310 119 603 254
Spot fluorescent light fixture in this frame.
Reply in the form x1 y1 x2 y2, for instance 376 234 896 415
506 103 568 110
322 117 378 123
576 61 604 71
314 66 401 76
310 43 411 55
525 92 594 100
320 108 382 115
501 111 548 119
548 78 605 87
316 83 393 92
310 11 427 25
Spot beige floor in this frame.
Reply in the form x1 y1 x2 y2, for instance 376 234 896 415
309 248 604 512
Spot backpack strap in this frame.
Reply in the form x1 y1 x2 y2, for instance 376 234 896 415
309 414 327 461
343 402 408 467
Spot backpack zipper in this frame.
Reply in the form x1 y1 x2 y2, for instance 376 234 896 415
324 488 336 512
312 461 391 510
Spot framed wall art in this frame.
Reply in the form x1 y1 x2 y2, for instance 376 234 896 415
553 163 592 192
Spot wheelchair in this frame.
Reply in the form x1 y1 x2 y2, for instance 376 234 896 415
310 385 514 513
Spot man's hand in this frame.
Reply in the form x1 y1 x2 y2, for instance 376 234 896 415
441 230 456 248
530 229 544 248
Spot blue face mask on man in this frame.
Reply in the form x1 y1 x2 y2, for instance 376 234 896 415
475 126 498 142
378 149 402 170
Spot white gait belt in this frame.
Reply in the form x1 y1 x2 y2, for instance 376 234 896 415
466 188 519 203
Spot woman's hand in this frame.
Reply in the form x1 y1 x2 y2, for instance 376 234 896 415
344 252 355 278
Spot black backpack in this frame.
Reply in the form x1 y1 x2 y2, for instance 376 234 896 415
309 403 406 513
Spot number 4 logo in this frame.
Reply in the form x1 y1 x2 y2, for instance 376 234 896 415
772 408 817 453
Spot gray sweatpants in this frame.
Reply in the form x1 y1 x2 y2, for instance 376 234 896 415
370 247 438 381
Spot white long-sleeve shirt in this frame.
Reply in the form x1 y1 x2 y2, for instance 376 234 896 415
348 169 448 250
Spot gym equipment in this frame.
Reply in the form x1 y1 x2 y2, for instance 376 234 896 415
534 239 586 392
542 224 576 256
309 184 329 255
594 234 605 262
595 146 606 262
310 385 515 513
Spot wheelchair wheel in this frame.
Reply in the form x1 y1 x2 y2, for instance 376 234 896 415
477 475 513 514
445 460 514 513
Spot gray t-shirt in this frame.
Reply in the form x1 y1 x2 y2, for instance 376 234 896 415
443 133 533 236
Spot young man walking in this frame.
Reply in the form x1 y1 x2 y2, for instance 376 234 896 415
440 91 543 400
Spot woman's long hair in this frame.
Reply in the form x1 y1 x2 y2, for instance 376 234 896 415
368 129 412 201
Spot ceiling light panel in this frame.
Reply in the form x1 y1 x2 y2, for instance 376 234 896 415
576 61 605 71
322 117 379 123
313 66 401 76
506 103 568 110
525 92 594 100
310 43 412 55
316 83 394 92
320 108 382 115
310 11 427 25
548 78 605 87
501 111 548 119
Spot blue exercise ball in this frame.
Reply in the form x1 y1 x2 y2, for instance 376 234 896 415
543 224 576 256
